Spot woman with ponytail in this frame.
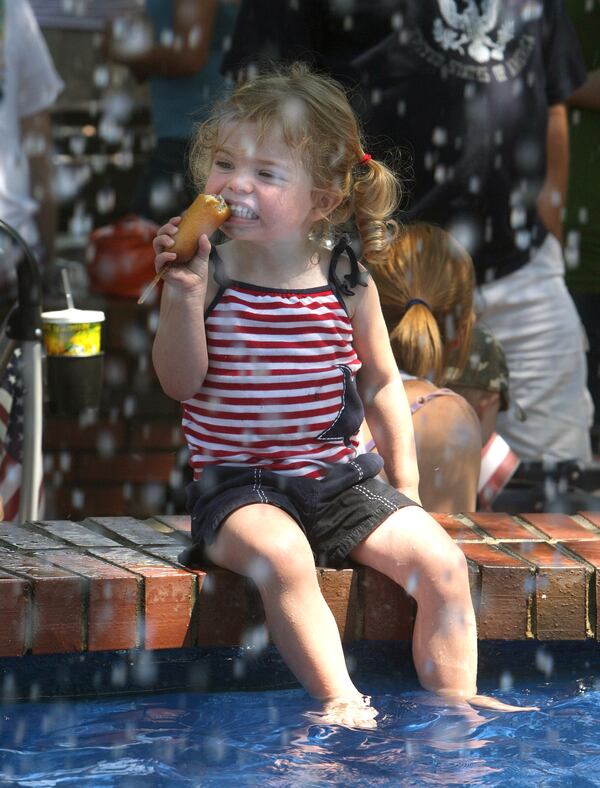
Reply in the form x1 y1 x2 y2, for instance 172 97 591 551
367 223 482 512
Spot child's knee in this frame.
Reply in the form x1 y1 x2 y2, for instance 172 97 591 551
248 527 315 589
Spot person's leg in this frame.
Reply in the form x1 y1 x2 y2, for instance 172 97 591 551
477 234 593 464
205 502 361 702
349 506 538 711
349 505 478 700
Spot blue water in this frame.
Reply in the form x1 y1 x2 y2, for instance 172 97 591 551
1 645 599 787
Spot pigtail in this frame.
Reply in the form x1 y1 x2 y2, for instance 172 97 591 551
351 158 400 268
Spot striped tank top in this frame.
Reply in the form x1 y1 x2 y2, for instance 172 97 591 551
182 240 367 480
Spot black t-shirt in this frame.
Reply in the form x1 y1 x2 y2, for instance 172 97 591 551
355 0 586 283
221 0 396 85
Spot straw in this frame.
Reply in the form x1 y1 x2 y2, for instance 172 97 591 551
61 267 75 310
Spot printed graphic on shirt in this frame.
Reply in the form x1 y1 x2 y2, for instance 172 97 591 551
316 364 365 446
433 0 515 63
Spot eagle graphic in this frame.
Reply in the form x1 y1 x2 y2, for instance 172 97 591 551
433 0 515 63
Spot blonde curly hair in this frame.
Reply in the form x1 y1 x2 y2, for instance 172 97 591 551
188 63 400 267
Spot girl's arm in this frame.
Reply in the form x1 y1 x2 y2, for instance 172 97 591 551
352 276 421 503
151 220 212 401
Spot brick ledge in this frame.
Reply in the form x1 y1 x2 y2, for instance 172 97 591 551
0 511 599 657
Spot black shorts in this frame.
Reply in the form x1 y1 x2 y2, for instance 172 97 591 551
179 452 418 568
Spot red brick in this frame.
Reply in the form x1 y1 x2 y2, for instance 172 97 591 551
37 550 140 651
0 570 31 656
560 541 600 639
317 568 361 642
43 485 131 519
507 542 588 639
467 512 543 541
88 547 195 649
579 511 600 530
0 548 84 653
520 513 600 541
46 453 177 484
361 567 415 640
43 418 126 451
432 514 484 541
85 516 184 547
131 421 183 451
196 568 250 647
460 543 532 639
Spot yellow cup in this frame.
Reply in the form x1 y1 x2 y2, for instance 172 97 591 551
41 308 105 357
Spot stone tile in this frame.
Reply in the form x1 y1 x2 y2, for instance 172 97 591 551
33 520 122 548
85 516 185 547
466 512 543 541
361 568 415 640
35 550 140 651
317 568 361 642
520 513 600 541
459 543 533 639
0 570 31 656
88 548 195 649
0 548 83 654
507 542 588 640
432 514 484 541
0 524 66 552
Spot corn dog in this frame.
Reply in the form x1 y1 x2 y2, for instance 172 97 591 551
137 193 231 304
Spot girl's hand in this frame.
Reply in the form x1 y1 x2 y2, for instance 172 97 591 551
152 216 212 293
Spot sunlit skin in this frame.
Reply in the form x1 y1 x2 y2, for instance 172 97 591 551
152 123 537 725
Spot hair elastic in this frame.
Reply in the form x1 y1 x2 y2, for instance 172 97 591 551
359 153 372 164
402 298 432 316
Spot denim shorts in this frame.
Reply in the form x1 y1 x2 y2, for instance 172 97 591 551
179 452 418 568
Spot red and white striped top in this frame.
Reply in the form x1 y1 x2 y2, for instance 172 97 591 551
182 279 363 480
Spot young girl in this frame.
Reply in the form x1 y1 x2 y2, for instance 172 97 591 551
151 64 530 722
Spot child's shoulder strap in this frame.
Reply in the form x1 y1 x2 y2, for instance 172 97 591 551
327 235 369 298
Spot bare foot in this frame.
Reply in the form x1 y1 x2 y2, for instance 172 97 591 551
469 694 539 712
308 694 378 729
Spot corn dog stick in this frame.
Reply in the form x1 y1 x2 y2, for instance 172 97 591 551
137 193 230 306
137 269 165 305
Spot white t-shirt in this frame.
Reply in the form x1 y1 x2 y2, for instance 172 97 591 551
0 0 63 251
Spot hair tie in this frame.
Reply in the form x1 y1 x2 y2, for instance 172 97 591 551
402 298 431 317
359 153 372 164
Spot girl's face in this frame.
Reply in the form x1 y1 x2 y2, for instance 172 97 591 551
204 122 321 244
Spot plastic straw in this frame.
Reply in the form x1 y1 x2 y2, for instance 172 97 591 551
61 267 75 310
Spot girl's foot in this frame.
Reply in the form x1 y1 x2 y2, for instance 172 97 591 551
309 694 378 729
468 694 539 712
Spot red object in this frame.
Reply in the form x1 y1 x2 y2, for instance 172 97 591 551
359 153 372 164
88 215 159 299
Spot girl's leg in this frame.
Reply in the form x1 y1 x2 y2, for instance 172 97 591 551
349 506 478 700
205 503 361 702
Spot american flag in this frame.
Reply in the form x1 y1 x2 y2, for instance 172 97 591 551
0 346 43 522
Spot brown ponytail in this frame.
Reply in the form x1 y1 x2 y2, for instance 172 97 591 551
371 223 476 385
